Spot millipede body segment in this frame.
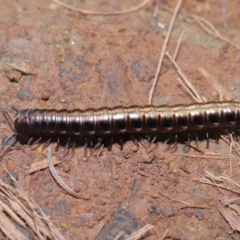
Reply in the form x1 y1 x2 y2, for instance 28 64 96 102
13 101 240 138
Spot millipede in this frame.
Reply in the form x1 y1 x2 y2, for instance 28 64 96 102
2 101 240 150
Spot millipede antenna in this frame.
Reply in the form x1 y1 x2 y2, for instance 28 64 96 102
2 110 15 132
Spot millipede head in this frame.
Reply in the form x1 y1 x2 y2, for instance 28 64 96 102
14 110 31 136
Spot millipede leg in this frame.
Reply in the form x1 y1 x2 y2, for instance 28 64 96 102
31 137 42 150
138 137 148 149
107 138 113 151
27 137 34 145
194 133 199 148
131 136 139 151
83 138 93 158
64 138 75 157
63 137 71 155
145 134 152 148
206 132 209 148
224 129 231 141
170 134 178 152
182 134 191 153
84 138 88 157
71 142 76 157
164 136 171 145
163 136 172 152
55 138 60 151
42 138 51 150
151 134 158 143
94 137 102 150
119 138 123 150
141 135 149 149
89 139 93 148
146 134 151 142
232 131 238 142
187 134 191 144
89 139 94 156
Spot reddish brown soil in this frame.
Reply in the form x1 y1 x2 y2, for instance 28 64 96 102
1 0 240 239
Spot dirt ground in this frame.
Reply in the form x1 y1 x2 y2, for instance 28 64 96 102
1 0 240 239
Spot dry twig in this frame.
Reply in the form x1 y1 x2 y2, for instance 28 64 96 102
148 0 183 104
216 203 240 232
198 170 240 195
192 14 240 50
165 52 202 103
162 4 240 50
158 191 190 205
173 31 184 60
47 146 90 200
0 164 64 240
159 229 169 240
29 156 61 174
53 0 150 16
3 63 35 75
176 153 232 160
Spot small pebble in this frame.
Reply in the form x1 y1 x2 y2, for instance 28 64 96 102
61 161 71 173
82 157 88 162
60 98 66 103
41 92 50 101
148 205 157 214
5 69 22 82
161 202 175 218
194 209 205 220
184 208 194 218
95 198 106 205
53 202 71 216
15 142 22 150
17 87 35 101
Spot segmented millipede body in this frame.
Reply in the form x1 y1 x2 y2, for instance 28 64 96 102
13 101 240 139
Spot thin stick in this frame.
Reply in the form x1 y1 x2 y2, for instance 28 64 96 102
148 0 183 104
47 146 90 200
221 0 228 28
2 111 15 131
175 77 200 103
165 52 202 102
29 157 61 174
3 63 35 75
175 154 232 160
228 134 240 177
158 191 190 205
197 171 240 195
161 4 240 51
192 14 240 50
159 229 169 240
221 134 240 156
178 205 210 210
173 31 184 60
200 171 226 196
53 0 150 16
0 164 64 240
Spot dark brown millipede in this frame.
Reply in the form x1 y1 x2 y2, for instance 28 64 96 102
9 101 240 141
